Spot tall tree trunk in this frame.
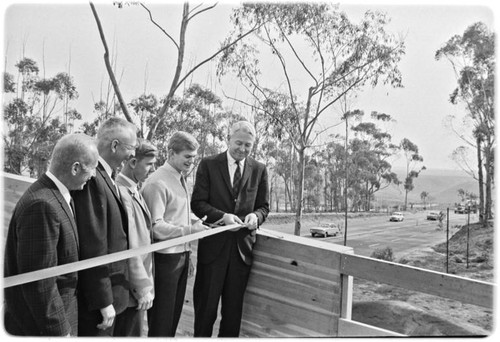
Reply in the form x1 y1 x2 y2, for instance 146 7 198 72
484 143 493 221
294 147 306 236
476 135 485 225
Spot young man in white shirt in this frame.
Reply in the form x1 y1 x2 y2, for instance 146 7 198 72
142 131 208 337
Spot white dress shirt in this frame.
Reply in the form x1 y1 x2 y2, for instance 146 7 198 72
227 151 245 186
46 171 73 216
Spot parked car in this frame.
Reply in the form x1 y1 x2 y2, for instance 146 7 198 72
310 223 340 237
455 203 478 214
427 211 442 220
389 212 404 222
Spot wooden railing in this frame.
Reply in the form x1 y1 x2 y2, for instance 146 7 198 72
2 172 494 337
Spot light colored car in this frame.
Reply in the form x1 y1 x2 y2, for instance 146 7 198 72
427 211 441 220
389 212 404 222
310 223 339 237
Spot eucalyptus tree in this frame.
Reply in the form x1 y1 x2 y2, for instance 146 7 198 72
400 138 425 211
350 112 400 210
148 84 231 168
435 22 494 223
420 191 429 209
3 57 78 177
217 2 405 235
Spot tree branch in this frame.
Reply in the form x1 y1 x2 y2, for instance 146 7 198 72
141 3 179 50
90 1 133 123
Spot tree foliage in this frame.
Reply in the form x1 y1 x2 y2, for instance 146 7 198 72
3 57 78 177
400 138 425 210
218 2 405 235
435 21 494 223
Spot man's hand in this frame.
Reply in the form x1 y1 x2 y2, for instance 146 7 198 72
223 213 244 231
244 213 258 230
191 216 210 233
136 292 154 311
97 304 115 330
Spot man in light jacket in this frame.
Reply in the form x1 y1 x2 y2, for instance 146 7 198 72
115 139 157 336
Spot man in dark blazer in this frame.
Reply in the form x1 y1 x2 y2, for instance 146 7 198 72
71 117 138 336
4 133 99 336
191 120 270 337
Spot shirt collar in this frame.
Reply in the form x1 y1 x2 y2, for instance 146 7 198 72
164 161 183 178
99 156 114 179
227 150 245 168
118 173 138 190
46 171 72 206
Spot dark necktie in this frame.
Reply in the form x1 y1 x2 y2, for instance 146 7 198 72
233 161 241 199
69 197 76 219
111 169 117 180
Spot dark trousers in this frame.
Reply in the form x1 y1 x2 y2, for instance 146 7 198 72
113 306 143 337
78 308 130 337
147 251 189 337
193 236 252 337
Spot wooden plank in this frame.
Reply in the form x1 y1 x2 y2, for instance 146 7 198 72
255 233 352 269
238 235 349 336
252 248 341 282
247 267 339 312
341 253 494 309
242 288 337 336
338 318 405 337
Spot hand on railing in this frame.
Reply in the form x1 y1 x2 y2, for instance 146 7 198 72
244 213 258 231
223 213 244 231
191 216 210 233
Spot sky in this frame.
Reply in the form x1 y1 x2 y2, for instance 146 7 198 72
1 0 496 172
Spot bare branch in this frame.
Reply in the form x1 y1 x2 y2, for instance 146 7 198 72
89 1 133 122
188 2 218 21
140 3 179 50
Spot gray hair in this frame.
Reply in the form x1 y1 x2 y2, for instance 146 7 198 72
96 117 137 144
49 133 97 172
229 120 256 138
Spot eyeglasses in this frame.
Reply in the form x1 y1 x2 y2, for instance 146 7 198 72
115 139 139 151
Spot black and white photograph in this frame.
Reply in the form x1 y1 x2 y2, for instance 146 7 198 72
1 0 496 338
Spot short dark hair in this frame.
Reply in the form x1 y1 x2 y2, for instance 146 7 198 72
135 138 157 160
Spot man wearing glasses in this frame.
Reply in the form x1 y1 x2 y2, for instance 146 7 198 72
71 117 138 336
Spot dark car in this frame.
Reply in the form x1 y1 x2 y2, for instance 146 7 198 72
427 211 442 220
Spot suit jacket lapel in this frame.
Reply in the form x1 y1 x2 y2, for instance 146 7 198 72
239 157 253 191
116 173 151 224
40 174 80 252
218 152 233 195
97 163 122 202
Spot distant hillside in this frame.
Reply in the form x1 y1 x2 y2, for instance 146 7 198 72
375 168 478 206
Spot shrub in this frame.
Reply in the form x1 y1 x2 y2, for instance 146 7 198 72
370 247 394 261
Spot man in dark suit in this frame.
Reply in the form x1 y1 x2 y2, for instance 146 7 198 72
191 120 270 337
71 117 138 336
4 133 99 336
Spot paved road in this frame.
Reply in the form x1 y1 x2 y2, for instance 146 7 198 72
261 211 479 258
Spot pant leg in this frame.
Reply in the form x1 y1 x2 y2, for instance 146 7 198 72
147 252 188 337
193 248 230 337
171 252 190 334
218 238 252 337
113 306 142 337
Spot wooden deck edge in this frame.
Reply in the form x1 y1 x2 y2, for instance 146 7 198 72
338 318 406 337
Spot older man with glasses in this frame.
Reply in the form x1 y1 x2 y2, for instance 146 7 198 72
71 117 138 337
